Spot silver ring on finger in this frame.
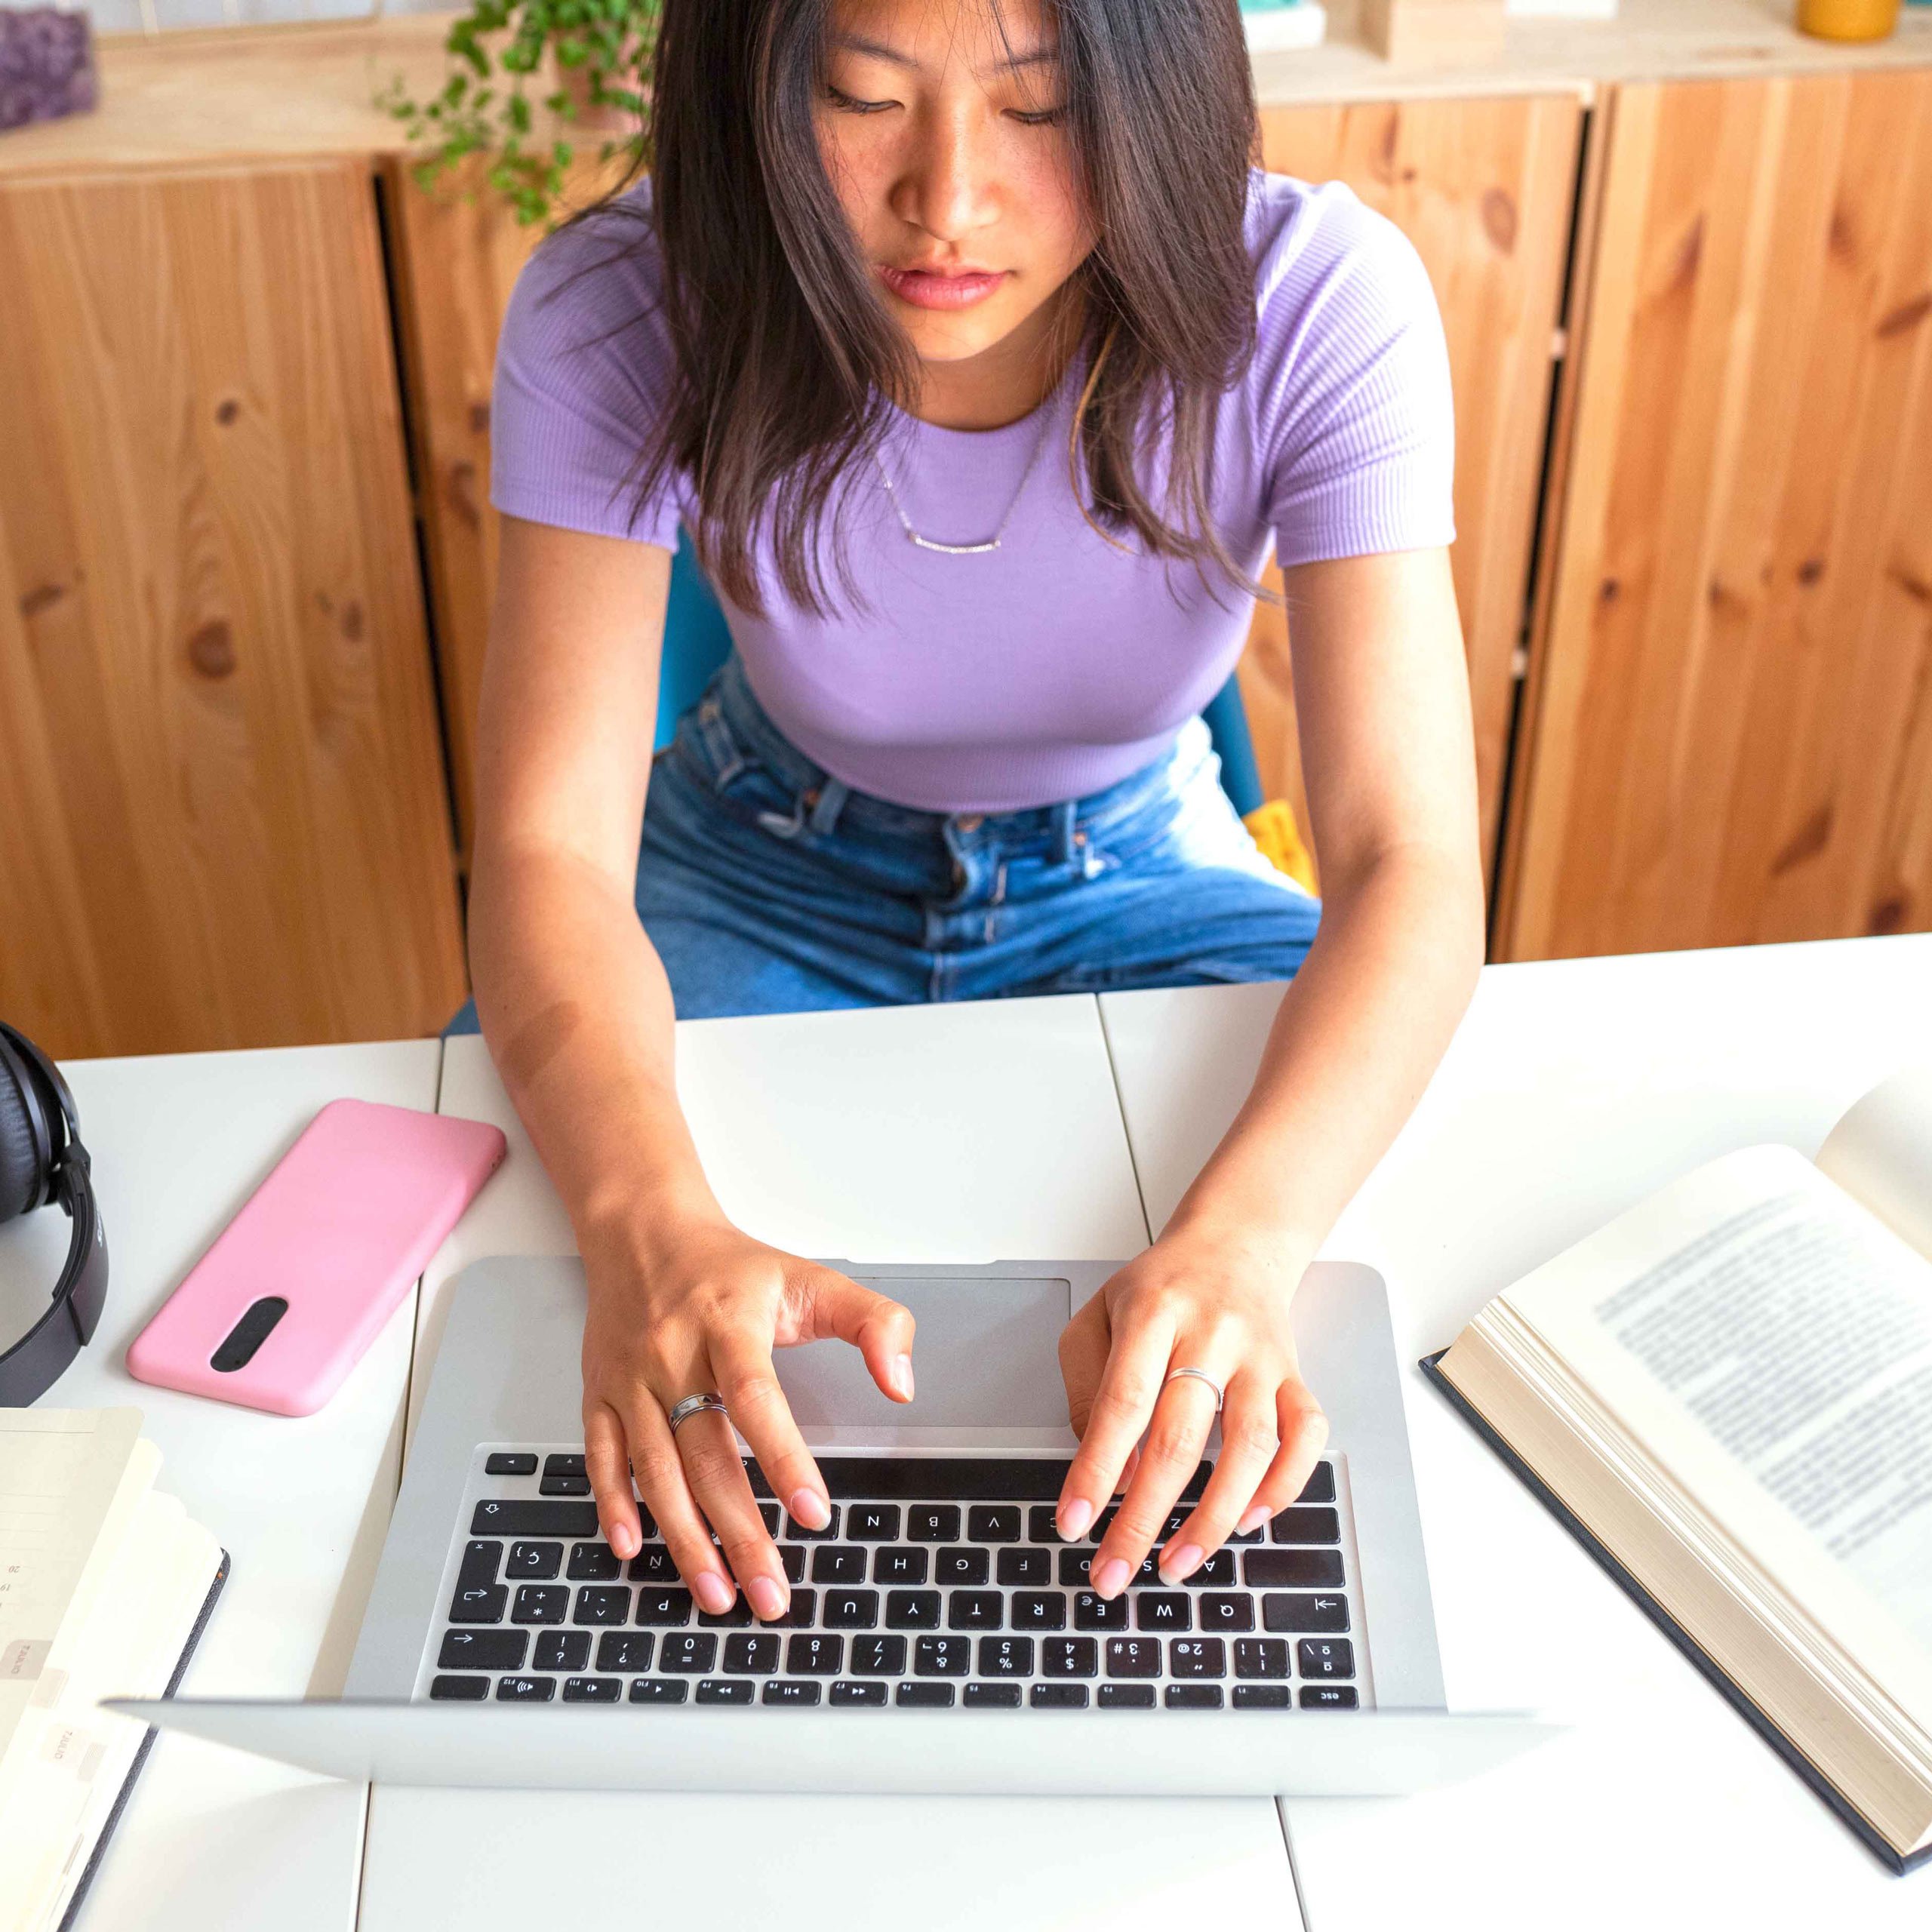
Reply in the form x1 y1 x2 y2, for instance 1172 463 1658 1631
1163 1366 1225 1413
666 1391 730 1435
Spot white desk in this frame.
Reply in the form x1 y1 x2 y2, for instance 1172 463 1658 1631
361 995 1303 1932
1100 935 1932 1927
0 1042 443 1932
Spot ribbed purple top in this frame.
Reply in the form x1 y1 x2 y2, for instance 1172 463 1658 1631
493 171 1455 813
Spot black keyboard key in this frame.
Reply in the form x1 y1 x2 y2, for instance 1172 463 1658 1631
1099 1683 1155 1709
567 1542 622 1582
1057 1549 1096 1588
1235 1638 1291 1679
1042 1637 1097 1678
660 1633 718 1673
596 1632 655 1672
934 1547 989 1586
850 1634 906 1678
429 1674 488 1700
848 1504 900 1541
787 1633 843 1675
449 1585 507 1624
512 1584 569 1624
438 1629 526 1671
1165 1684 1223 1709
562 1675 622 1703
627 1546 680 1586
1168 1638 1226 1679
1244 1549 1345 1589
977 1635 1034 1677
572 1585 632 1626
914 1635 971 1677
811 1546 868 1586
946 1591 1003 1631
540 1474 593 1497
533 1630 591 1672
1073 1591 1127 1631
506 1541 563 1580
907 1506 960 1542
1106 1637 1161 1678
873 1546 928 1586
697 1678 754 1705
997 1549 1051 1586
896 1682 955 1707
964 1682 1022 1707
472 1500 598 1538
1262 1592 1349 1633
1234 1684 1293 1709
1271 1506 1341 1545
699 1598 753 1629
1124 1554 1165 1587
831 1680 888 1706
1298 1638 1355 1679
1197 1593 1255 1632
1031 1684 1088 1709
780 1546 808 1583
495 1675 555 1701
457 1540 503 1590
1027 1506 1064 1543
758 1503 780 1535
485 1453 537 1476
634 1589 695 1626
543 1453 586 1478
1134 1595 1191 1632
823 1589 879 1630
724 1633 780 1673
1300 1684 1358 1709
886 1590 941 1629
968 1506 1021 1543
629 1677 688 1703
763 1680 823 1706
1295 1463 1337 1506
784 1506 840 1540
1186 1552 1236 1587
777 1590 818 1629
1009 1592 1066 1632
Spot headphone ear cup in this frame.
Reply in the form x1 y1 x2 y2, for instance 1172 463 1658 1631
0 1048 42 1223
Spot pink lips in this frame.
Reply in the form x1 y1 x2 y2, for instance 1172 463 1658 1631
878 264 1009 310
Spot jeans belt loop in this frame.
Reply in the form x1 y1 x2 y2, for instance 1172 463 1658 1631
695 697 744 792
808 778 849 837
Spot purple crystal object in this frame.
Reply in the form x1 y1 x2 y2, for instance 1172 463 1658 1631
1 9 98 134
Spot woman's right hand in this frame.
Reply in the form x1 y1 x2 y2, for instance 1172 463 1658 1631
580 1212 916 1622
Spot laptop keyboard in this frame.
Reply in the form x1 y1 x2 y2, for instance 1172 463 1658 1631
423 1451 1364 1712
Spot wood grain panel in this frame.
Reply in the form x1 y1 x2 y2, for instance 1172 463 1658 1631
1250 94 1584 888
1497 68 1932 959
0 162 467 1056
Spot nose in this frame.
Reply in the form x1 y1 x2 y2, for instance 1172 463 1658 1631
890 103 1001 248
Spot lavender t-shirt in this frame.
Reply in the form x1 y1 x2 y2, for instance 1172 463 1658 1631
492 170 1455 814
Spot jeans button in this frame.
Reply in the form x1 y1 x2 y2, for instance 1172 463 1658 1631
955 814 983 833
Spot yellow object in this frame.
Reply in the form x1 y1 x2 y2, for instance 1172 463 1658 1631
1244 799 1320 896
1796 0 1900 40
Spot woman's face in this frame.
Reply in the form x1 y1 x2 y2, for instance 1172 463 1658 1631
814 0 1096 377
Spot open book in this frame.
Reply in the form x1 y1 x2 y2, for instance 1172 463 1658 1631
0 1410 226 1932
1426 1062 1932 1875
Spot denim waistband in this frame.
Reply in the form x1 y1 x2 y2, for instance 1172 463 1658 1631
690 653 1216 854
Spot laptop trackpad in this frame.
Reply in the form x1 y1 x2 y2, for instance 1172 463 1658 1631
774 1276 1073 1428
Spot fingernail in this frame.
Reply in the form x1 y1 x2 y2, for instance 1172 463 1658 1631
1161 1541 1203 1583
610 1524 638 1559
694 1571 735 1615
746 1574 787 1621
789 1488 830 1531
1238 1504 1271 1535
1059 1497 1093 1540
1095 1557 1130 1598
894 1354 915 1400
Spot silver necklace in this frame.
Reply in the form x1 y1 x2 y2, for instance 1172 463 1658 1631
872 400 1057 556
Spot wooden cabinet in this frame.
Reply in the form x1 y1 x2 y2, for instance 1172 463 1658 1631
1247 92 1586 884
1498 69 1932 958
0 162 467 1057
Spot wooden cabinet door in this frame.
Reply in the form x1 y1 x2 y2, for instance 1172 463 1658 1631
0 162 467 1056
1499 69 1932 960
1251 93 1585 886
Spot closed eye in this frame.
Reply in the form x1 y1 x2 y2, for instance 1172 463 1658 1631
823 83 897 115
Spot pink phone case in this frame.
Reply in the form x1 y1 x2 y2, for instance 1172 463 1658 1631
127 1098 507 1417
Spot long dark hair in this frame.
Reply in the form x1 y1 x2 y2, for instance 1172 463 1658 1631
596 0 1262 617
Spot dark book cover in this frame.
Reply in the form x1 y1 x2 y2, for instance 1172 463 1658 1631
1420 1352 1927 1878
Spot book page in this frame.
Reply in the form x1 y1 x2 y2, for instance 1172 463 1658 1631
1503 1148 1932 1717
1818 1060 1932 1263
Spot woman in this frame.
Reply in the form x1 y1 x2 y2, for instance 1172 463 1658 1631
469 0 1481 1628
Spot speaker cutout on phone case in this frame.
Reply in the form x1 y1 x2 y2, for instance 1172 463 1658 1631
211 1297 289 1373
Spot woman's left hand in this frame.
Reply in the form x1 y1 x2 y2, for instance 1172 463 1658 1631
1055 1223 1328 1594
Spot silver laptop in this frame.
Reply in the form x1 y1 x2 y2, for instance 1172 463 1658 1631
118 1257 1555 1794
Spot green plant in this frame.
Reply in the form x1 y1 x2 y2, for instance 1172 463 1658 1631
380 0 663 226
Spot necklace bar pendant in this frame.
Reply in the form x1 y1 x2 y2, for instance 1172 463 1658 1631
906 532 1001 556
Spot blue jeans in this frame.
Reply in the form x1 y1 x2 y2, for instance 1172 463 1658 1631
450 655 1320 1027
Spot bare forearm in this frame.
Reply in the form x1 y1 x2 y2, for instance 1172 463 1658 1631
1168 842 1483 1254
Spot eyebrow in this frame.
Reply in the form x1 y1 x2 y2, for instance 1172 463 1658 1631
829 31 1060 73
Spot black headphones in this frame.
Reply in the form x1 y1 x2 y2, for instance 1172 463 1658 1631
0 1023 109 1404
